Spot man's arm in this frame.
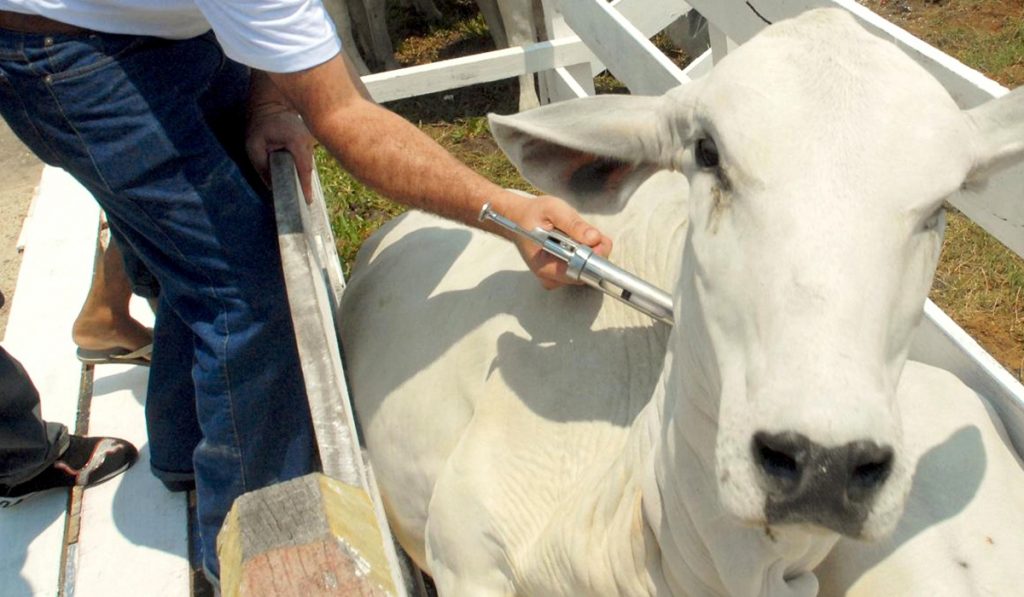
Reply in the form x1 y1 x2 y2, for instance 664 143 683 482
246 70 318 202
264 53 612 289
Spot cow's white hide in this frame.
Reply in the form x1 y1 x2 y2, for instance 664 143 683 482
340 8 1024 596
815 361 1024 596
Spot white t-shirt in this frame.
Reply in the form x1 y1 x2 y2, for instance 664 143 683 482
0 0 341 73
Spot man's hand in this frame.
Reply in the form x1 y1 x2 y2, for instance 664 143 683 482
499 194 613 290
246 70 317 201
245 100 317 203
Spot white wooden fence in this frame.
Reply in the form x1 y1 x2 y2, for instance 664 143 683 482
2 0 1021 595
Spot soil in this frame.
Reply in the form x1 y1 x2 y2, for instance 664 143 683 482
0 122 44 338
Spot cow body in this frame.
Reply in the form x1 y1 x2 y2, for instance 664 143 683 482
340 9 1024 596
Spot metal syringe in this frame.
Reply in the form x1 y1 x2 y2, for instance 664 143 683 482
479 203 674 325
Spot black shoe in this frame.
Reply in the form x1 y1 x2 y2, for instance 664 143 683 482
0 434 139 508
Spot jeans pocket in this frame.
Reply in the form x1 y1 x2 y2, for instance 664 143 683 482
46 33 148 83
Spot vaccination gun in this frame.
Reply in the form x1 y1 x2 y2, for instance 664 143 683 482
479 203 674 325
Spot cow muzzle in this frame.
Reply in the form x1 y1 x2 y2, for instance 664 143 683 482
752 431 894 536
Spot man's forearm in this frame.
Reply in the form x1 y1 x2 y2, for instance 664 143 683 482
268 55 523 235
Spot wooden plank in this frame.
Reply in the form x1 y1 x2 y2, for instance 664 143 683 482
0 166 100 597
545 66 594 101
269 152 408 594
911 301 1024 458
612 0 693 45
271 153 364 488
682 48 714 79
686 0 1024 258
364 38 597 104
219 474 396 597
365 0 689 105
555 0 689 94
71 298 191 596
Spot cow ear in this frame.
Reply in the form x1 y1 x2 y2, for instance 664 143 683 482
488 92 689 213
966 85 1024 183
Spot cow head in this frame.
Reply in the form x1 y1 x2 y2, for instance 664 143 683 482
489 8 1024 542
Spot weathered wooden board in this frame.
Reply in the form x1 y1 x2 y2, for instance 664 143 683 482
72 297 191 597
0 166 99 597
271 153 364 489
219 474 396 597
262 152 408 595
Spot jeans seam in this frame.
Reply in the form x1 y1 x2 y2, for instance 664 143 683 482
41 78 116 195
2 49 63 165
43 35 144 83
220 304 245 492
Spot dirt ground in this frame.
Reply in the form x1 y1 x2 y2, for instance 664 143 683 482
0 121 43 338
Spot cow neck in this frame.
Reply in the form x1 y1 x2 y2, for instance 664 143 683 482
641 273 841 597
514 182 692 596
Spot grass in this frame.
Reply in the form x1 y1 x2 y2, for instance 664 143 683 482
317 0 1024 381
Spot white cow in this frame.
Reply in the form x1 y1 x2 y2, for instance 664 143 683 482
340 9 1024 596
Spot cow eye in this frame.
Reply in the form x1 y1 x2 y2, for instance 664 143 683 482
696 137 719 169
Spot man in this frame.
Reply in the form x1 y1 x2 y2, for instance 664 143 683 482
0 0 612 580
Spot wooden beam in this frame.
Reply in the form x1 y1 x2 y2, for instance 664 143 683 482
271 153 364 488
237 152 409 595
218 474 396 597
555 0 690 94
364 0 691 105
364 37 596 104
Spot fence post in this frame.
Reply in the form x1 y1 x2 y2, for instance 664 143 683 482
217 152 413 596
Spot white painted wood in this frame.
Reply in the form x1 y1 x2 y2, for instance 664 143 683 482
911 300 1024 457
613 0 692 44
364 0 690 105
538 0 592 104
0 166 100 597
687 0 1024 258
364 38 597 104
708 23 730 65
272 153 364 489
14 188 39 253
555 0 689 94
682 47 713 79
72 298 190 597
548 66 594 101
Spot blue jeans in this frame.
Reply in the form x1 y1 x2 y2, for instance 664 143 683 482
0 29 319 577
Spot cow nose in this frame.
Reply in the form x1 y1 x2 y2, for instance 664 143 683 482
752 431 807 495
752 431 894 535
